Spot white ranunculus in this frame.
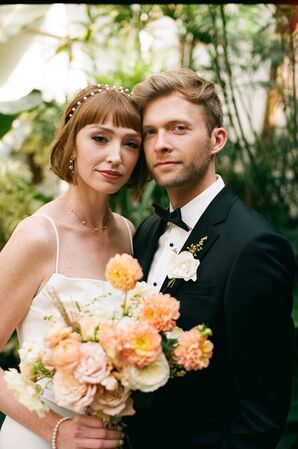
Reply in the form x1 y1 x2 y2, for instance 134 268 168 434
125 281 154 319
168 251 200 282
127 281 154 300
18 341 43 363
4 369 49 418
79 317 102 341
121 353 170 393
166 326 184 340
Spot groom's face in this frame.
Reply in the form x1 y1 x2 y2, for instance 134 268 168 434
142 92 216 200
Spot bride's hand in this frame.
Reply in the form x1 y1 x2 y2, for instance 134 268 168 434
57 415 124 449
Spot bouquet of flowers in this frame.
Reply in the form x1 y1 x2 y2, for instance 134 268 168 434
4 254 213 424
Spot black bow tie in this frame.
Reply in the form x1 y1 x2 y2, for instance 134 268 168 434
153 203 190 231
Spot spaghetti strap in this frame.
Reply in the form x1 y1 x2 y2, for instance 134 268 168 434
122 216 134 255
27 214 60 273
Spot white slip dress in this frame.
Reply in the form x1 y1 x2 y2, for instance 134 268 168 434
0 214 133 449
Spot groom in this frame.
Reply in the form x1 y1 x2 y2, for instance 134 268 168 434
125 69 296 449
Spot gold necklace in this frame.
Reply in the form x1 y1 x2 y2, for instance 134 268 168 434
70 208 110 232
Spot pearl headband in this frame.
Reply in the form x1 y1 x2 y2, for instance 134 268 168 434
66 84 133 122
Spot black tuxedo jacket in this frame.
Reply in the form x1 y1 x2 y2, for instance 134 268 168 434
124 186 296 449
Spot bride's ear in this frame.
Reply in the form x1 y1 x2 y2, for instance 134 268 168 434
210 127 228 156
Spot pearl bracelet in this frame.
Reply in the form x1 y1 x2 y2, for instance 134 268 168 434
51 416 71 449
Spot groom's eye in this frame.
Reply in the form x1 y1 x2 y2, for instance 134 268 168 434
172 124 187 133
143 129 155 138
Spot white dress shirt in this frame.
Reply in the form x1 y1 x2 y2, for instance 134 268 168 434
147 175 225 292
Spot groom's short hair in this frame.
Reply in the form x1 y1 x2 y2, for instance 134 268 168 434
132 68 223 134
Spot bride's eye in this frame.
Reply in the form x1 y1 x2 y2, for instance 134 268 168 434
92 135 108 143
124 140 140 150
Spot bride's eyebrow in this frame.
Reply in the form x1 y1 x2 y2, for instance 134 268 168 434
124 132 141 139
85 124 112 131
84 125 141 138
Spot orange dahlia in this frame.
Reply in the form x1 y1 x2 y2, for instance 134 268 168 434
174 327 213 371
118 321 162 368
105 254 143 292
142 293 180 332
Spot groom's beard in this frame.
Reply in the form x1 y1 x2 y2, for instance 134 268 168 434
148 144 212 191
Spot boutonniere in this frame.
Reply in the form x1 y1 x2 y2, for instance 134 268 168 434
166 236 208 288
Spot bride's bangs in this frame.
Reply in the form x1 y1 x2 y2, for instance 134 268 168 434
76 92 141 133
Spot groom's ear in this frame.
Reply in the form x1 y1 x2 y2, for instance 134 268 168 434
210 127 228 155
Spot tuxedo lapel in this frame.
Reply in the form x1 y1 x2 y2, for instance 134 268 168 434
134 215 166 281
161 186 238 296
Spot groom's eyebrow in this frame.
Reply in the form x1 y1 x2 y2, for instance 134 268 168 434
143 119 190 130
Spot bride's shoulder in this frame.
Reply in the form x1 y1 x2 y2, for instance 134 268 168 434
113 213 136 235
10 213 56 253
0 213 57 274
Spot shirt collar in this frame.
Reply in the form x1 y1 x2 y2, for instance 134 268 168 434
170 175 225 231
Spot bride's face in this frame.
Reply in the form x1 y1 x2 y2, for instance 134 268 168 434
73 118 141 194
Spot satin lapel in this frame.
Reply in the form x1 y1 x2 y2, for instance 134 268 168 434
135 216 166 281
161 185 238 296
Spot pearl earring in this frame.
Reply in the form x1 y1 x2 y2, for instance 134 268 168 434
69 159 74 174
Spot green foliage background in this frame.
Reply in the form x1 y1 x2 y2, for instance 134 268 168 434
0 4 297 447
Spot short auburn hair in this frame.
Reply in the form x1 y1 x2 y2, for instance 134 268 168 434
49 84 148 198
132 68 223 134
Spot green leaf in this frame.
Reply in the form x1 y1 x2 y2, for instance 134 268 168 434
0 90 42 115
0 113 17 139
161 335 177 353
135 180 156 226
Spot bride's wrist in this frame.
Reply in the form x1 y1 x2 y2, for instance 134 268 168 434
51 416 72 449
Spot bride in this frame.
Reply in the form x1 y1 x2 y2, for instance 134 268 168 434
0 83 147 448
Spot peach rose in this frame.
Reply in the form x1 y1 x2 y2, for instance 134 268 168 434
174 327 213 371
44 323 80 349
53 371 96 413
72 384 97 414
91 383 135 417
142 293 180 332
74 342 111 385
105 254 143 292
118 321 162 368
49 338 81 373
99 323 120 362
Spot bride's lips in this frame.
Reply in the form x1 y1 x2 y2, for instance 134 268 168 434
97 170 123 180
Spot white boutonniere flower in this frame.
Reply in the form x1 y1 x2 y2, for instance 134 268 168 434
168 251 200 282
166 236 208 288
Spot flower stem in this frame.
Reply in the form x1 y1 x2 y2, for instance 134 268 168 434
122 292 128 315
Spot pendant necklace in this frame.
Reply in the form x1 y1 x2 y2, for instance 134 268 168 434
70 207 111 232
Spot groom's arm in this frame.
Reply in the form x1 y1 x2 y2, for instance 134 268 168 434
221 230 295 449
